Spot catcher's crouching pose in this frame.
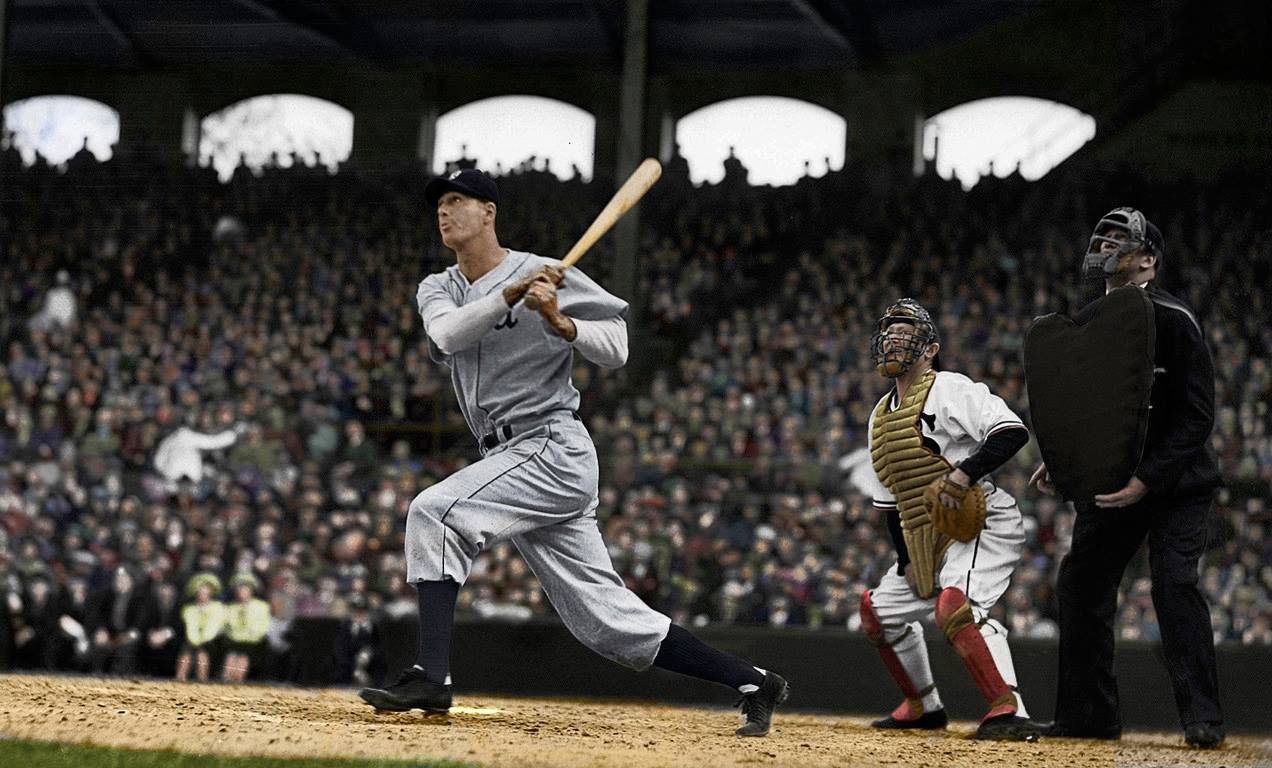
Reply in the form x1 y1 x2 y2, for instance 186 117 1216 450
860 299 1040 740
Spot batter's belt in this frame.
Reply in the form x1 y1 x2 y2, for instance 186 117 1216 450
871 370 953 599
479 409 582 452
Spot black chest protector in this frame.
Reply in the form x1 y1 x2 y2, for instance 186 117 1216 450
1024 286 1156 503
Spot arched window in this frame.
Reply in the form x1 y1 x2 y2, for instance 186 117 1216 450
434 96 594 180
2 95 120 166
923 97 1096 189
676 97 845 186
199 94 353 182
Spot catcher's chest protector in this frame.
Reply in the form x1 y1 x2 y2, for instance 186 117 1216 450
1024 285 1156 503
870 370 953 599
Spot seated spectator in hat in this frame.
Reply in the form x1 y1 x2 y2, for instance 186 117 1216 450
53 577 95 672
333 594 383 686
139 578 183 677
88 566 147 675
176 573 225 682
222 573 270 683
10 575 58 669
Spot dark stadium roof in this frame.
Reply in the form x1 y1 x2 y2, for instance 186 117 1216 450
6 0 1041 70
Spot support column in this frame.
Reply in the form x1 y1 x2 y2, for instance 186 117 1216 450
841 72 921 186
113 74 190 170
0 0 8 138
612 0 650 309
348 70 429 175
416 102 438 170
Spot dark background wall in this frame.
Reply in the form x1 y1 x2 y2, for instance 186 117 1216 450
314 618 1268 733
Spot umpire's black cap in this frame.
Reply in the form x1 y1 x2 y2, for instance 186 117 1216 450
425 169 499 207
1143 218 1166 262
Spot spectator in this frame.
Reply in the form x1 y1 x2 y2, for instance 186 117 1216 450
139 579 183 676
176 573 225 682
28 270 76 331
88 566 147 675
153 418 241 486
222 573 270 682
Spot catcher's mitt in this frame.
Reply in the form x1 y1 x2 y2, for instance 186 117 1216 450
924 476 986 543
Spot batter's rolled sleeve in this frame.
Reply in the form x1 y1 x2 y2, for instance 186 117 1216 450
416 278 508 355
555 264 628 320
570 316 628 368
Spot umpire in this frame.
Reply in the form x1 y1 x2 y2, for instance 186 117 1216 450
1031 207 1223 748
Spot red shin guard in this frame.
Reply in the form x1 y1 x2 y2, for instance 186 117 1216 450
860 590 924 718
934 587 1016 721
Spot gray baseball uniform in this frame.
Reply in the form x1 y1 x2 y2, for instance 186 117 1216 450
408 250 671 670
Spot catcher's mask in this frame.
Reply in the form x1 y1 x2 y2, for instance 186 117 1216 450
871 298 939 378
1082 207 1164 281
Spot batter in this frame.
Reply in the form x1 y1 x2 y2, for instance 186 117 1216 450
358 168 788 737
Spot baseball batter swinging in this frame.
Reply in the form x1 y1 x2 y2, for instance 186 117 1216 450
358 169 788 736
858 298 1041 740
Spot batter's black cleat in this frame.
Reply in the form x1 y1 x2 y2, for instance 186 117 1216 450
735 671 789 737
976 713 1043 741
1184 722 1224 749
871 709 949 730
359 666 452 713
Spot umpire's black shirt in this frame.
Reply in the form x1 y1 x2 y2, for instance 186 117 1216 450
1075 284 1222 500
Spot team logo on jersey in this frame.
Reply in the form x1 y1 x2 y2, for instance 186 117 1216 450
919 412 940 456
495 310 518 330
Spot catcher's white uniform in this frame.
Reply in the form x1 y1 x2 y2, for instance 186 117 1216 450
865 370 1029 715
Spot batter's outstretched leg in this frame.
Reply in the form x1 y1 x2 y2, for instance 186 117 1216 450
652 624 790 736
514 517 789 736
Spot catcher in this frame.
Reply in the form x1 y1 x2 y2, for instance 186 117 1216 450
858 298 1040 740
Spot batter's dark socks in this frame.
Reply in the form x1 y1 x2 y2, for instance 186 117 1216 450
414 579 460 684
653 624 764 691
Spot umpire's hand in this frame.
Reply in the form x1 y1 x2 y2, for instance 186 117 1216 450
1029 463 1056 496
1094 476 1149 508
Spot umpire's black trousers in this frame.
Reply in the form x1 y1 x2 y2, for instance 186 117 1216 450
1053 494 1222 733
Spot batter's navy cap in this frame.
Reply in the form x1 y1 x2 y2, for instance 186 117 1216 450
425 168 499 207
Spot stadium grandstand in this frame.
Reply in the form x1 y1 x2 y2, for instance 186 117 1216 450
0 0 1268 732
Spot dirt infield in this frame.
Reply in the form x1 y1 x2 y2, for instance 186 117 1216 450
1 675 1268 768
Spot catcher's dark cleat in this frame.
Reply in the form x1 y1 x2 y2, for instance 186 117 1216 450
1184 722 1224 749
735 671 789 736
870 709 949 730
1039 721 1121 740
359 666 452 713
976 713 1043 741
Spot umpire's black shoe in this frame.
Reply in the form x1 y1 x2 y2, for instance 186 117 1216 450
1184 722 1224 749
871 709 949 730
359 666 452 713
976 713 1043 741
735 671 789 737
1039 721 1121 740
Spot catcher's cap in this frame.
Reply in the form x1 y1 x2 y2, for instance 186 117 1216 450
425 168 499 207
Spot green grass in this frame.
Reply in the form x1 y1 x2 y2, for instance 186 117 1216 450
0 739 476 768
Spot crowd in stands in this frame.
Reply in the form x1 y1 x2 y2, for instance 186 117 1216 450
0 140 1268 685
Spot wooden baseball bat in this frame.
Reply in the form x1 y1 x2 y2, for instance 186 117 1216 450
524 157 662 310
